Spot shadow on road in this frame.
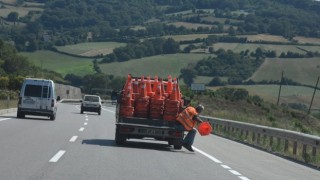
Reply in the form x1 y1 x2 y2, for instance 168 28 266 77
0 115 52 121
82 139 189 153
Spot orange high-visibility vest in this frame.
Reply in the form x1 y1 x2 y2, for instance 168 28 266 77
176 107 198 131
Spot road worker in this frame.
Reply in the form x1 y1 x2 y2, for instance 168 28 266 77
176 104 204 152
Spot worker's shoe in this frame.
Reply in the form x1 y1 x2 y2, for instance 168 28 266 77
183 143 194 152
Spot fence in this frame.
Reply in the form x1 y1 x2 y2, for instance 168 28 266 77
202 115 320 168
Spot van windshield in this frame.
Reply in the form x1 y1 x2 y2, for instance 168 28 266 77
24 85 51 98
84 96 99 102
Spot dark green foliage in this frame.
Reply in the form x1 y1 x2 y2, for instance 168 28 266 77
195 50 263 81
207 77 225 86
215 87 249 101
101 38 179 62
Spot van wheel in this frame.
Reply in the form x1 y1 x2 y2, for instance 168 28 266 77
81 110 83 114
98 111 101 115
17 111 24 118
50 114 55 121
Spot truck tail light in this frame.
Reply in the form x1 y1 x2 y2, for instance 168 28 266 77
120 127 134 133
169 131 182 137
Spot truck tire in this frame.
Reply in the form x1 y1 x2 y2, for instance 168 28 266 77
50 114 55 121
115 127 126 145
174 145 182 150
17 111 24 118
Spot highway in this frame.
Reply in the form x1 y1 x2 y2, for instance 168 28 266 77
0 103 319 180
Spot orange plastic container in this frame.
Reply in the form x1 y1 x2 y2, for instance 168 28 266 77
197 122 213 136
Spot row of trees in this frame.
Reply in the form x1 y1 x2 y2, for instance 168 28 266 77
101 38 179 63
2 0 320 52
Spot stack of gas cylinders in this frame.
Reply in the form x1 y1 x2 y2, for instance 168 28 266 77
119 74 184 121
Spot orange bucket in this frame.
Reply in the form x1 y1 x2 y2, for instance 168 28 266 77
198 122 212 136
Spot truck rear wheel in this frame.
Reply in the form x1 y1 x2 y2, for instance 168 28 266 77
174 145 182 150
115 127 126 145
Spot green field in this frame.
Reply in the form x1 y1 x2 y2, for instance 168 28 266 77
250 58 320 86
99 53 212 78
55 42 126 57
19 50 95 76
209 85 320 109
0 4 43 17
212 43 317 55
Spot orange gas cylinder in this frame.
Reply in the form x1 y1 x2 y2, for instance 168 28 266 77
198 122 213 136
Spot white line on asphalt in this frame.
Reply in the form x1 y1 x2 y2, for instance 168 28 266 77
85 118 88 121
193 146 222 163
69 136 78 142
84 122 88 125
193 146 250 180
0 118 11 122
221 165 231 169
229 170 241 176
239 176 250 180
49 150 66 162
102 107 115 113
79 127 85 131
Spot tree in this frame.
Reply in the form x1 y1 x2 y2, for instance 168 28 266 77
179 65 197 87
0 76 9 89
163 38 179 54
7 12 19 23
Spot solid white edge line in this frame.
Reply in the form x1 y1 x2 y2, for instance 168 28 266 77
229 170 242 176
221 165 231 169
192 146 222 163
239 176 250 180
49 150 66 162
0 118 11 122
102 107 115 113
79 127 85 131
69 136 78 142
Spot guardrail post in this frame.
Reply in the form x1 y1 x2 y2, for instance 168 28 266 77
257 133 261 145
6 95 10 108
302 144 307 160
284 139 289 152
269 136 273 146
293 141 297 155
312 147 316 157
245 130 249 139
252 132 256 143
263 134 267 145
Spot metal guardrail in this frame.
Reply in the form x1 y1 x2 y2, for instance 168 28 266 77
201 115 320 167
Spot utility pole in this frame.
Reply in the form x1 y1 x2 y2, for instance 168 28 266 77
308 76 319 114
277 71 284 106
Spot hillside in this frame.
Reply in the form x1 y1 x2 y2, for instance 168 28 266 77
1 0 320 137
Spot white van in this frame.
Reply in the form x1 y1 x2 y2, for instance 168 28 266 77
17 78 58 120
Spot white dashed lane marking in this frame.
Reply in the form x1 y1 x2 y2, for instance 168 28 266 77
49 150 66 162
84 122 88 125
0 118 11 122
193 147 250 180
69 136 78 142
79 127 85 131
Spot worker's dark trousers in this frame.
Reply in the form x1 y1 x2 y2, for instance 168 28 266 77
183 128 197 146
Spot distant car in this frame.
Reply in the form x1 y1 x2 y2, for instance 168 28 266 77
80 95 102 115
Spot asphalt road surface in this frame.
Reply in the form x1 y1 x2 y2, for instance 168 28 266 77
0 103 319 180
